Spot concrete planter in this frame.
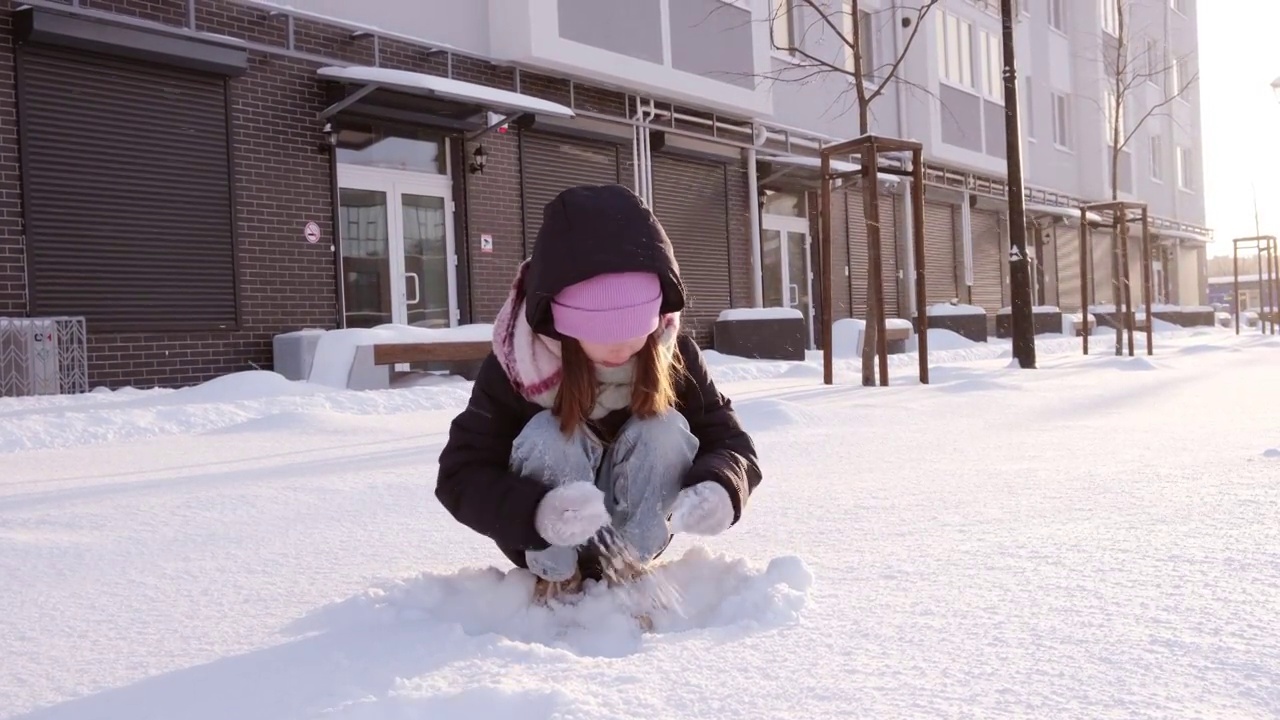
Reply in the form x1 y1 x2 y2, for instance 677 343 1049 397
713 309 808 361
995 307 1064 338
1152 309 1215 327
925 303 988 343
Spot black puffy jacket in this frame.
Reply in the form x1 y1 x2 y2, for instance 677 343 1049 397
434 184 761 571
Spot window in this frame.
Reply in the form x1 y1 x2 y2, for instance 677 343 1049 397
1176 146 1193 189
936 10 973 89
1174 55 1193 99
1149 135 1164 181
336 124 445 174
1024 75 1034 138
843 3 875 78
979 30 1003 102
1104 90 1124 147
1048 0 1065 32
772 0 795 53
1101 0 1120 36
1052 92 1071 148
843 1 856 73
1145 39 1160 85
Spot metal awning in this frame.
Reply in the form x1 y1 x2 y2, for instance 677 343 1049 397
1024 203 1104 225
1153 228 1212 244
759 153 901 186
316 65 575 125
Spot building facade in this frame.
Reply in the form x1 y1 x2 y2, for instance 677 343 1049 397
0 0 1211 389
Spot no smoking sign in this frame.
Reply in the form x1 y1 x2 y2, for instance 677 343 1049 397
304 221 321 244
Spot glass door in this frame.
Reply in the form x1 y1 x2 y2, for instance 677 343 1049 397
337 186 393 328
761 214 815 348
338 166 457 330
785 229 814 347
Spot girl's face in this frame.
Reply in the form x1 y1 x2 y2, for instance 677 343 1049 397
579 334 648 368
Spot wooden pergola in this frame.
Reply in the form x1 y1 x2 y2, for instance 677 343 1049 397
817 134 929 386
1231 235 1280 335
1077 200 1153 357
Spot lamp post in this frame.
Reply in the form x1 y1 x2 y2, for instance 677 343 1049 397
1001 0 1036 369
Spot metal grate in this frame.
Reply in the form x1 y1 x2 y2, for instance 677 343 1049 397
0 317 89 398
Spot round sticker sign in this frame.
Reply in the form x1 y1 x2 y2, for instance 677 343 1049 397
304 221 321 244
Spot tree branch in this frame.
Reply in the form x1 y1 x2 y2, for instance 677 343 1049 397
1118 70 1198 151
868 0 941 106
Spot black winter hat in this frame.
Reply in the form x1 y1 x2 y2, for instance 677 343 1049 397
523 184 686 339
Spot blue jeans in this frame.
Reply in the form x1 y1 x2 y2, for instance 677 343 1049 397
511 410 699 582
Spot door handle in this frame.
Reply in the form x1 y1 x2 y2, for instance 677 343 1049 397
405 272 420 305
789 283 799 306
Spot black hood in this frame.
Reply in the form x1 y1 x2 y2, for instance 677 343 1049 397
523 184 686 339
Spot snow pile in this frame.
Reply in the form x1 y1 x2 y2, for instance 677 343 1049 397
927 302 985 316
996 305 1062 314
717 307 804 322
1061 312 1095 336
298 546 812 661
699 351 821 384
732 397 824 432
912 328 978 352
0 370 473 453
832 318 865 358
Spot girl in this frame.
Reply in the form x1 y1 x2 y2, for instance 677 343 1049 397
435 183 762 598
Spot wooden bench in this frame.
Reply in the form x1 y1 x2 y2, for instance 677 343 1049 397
348 340 492 390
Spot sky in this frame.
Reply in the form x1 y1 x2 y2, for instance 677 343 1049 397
1197 0 1280 258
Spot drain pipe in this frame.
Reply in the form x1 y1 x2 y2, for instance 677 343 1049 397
644 99 656 205
746 144 763 307
632 97 656 206
631 96 641 194
901 175 916 316
893 4 915 315
961 186 975 296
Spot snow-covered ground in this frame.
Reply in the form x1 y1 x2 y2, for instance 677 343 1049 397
2 327 1278 719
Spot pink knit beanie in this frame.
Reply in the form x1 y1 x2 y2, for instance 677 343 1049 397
551 272 662 344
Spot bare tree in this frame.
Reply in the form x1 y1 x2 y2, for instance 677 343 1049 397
1097 0 1197 348
766 0 941 386
1103 1 1198 202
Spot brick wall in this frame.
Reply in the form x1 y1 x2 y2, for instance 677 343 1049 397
1 0 345 388
463 130 525 323
0 0 754 389
0 4 22 316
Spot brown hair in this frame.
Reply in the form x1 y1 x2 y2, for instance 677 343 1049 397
553 332 684 435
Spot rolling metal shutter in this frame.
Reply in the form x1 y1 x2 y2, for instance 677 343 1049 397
970 209 1004 312
846 191 869 315
846 190 901 317
520 131 622 251
1090 231 1115 306
828 187 852 320
880 196 900 318
651 154 732 346
17 45 237 331
1055 225 1083 312
922 201 959 304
